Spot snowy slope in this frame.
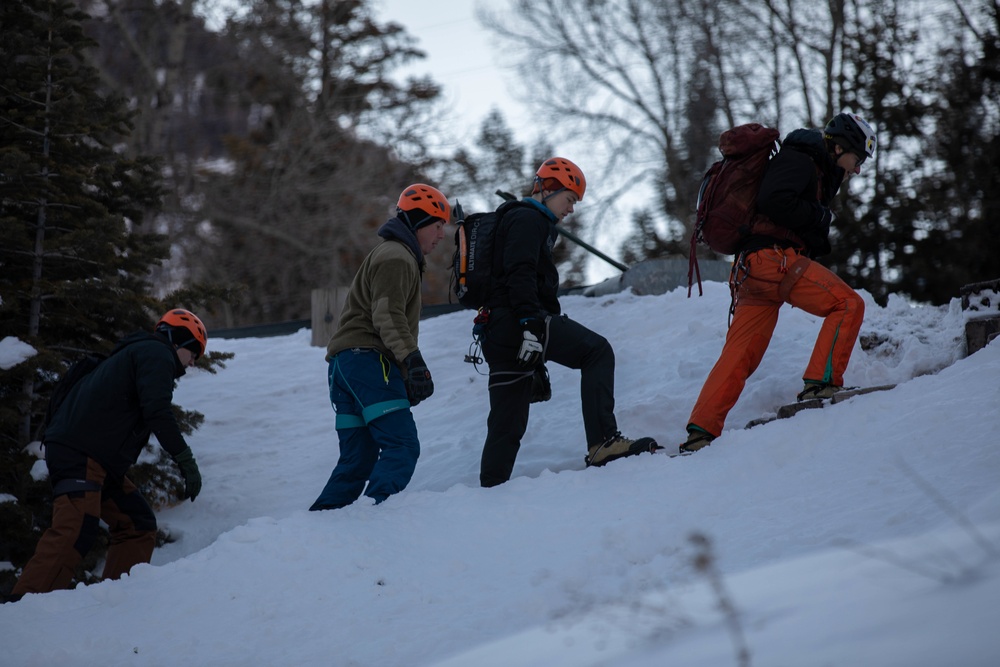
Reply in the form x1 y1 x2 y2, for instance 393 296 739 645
3 284 997 667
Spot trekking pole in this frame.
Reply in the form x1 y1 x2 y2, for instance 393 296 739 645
493 190 629 273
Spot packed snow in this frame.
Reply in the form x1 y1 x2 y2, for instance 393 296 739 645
3 282 999 666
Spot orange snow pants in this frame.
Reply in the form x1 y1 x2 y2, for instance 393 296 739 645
687 247 865 437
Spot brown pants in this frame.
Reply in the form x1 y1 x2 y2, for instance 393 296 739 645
12 450 157 595
688 247 865 437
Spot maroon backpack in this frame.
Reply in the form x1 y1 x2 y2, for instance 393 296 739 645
688 123 787 295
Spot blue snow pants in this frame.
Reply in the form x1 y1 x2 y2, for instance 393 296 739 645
309 349 420 511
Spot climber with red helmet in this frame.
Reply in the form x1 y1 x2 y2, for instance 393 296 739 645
476 157 658 488
310 183 451 511
10 309 208 600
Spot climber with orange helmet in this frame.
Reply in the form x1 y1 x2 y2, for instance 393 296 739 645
476 157 658 488
10 308 208 600
310 183 451 511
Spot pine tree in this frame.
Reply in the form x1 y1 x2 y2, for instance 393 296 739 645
1 0 167 441
822 0 931 305
0 0 175 595
187 0 446 325
901 3 1000 304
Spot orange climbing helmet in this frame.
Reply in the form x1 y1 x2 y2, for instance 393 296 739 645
156 308 207 359
535 157 586 201
396 184 451 227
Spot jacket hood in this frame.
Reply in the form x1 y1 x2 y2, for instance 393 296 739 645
783 128 839 173
115 330 186 378
377 216 424 268
783 127 846 199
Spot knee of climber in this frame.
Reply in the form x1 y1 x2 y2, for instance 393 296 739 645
73 513 101 557
849 291 865 318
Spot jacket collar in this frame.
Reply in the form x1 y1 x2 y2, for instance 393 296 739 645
520 196 558 223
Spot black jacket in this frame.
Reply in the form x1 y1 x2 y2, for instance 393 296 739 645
487 199 561 320
752 128 845 257
44 331 189 478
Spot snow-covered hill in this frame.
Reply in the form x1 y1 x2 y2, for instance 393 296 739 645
4 284 998 666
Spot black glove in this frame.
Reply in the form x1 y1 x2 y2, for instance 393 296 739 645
530 364 552 403
404 350 434 406
172 446 202 501
803 206 834 258
517 318 546 367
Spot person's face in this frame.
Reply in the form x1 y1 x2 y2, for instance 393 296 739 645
416 220 446 255
836 146 866 180
176 347 198 368
544 190 579 221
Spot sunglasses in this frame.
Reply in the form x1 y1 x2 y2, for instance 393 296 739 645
181 339 203 360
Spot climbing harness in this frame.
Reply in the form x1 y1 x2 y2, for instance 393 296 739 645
330 354 410 430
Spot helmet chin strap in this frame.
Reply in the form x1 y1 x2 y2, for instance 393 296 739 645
533 176 566 203
541 188 566 204
158 324 200 358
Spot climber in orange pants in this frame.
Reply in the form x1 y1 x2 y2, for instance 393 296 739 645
687 246 865 440
682 111 878 452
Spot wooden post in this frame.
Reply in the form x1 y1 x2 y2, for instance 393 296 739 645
311 287 349 348
960 279 1000 356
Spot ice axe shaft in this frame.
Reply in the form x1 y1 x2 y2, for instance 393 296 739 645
493 189 629 273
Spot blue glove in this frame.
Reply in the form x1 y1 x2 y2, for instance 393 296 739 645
404 350 434 406
517 318 546 367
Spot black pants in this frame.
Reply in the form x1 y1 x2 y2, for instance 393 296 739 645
480 309 618 487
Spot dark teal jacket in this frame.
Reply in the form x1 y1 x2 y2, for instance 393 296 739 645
44 331 189 478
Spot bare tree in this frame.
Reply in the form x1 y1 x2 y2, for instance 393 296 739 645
479 0 775 248
481 0 965 287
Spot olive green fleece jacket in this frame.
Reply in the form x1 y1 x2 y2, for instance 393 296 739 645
326 238 421 368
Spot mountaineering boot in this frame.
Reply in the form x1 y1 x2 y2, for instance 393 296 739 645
679 428 715 454
796 382 846 401
585 432 659 467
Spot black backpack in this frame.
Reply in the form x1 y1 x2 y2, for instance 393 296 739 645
40 353 107 433
451 194 526 310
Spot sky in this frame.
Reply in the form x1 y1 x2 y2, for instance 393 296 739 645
374 0 637 284
377 0 531 150
3 282 999 666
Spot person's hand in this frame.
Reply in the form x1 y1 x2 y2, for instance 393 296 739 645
530 364 551 403
517 318 546 367
404 350 434 406
805 206 835 258
172 447 202 501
